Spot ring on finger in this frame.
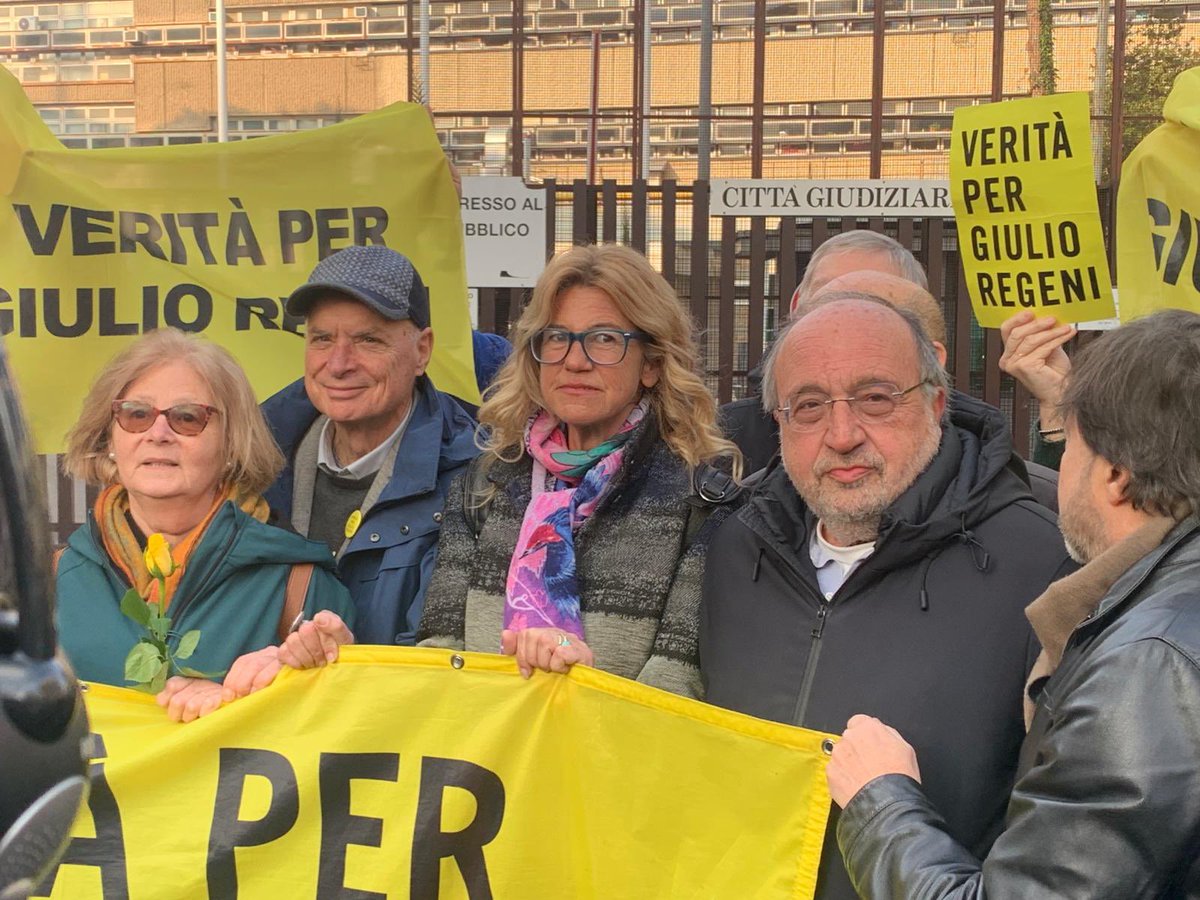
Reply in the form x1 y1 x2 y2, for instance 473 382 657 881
557 633 572 648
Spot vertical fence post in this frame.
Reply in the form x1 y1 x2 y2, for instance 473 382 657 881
601 180 618 243
869 0 885 178
632 179 648 252
690 181 711 346
752 0 766 179
697 1 713 180
512 0 524 177
778 217 797 314
544 179 557 261
982 0 1007 411
718 217 737 403
662 180 678 286
1107 0 1127 265
587 31 601 184
747 217 767 380
405 0 415 101
632 0 644 182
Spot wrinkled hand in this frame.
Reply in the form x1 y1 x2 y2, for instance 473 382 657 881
999 311 1074 429
500 627 594 678
826 714 922 809
222 646 282 703
278 611 355 669
156 676 224 723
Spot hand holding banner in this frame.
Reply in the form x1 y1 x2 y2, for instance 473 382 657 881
36 648 833 900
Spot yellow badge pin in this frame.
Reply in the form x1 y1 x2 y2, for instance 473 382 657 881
344 509 363 539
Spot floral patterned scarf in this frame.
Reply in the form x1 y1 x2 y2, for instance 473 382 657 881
503 399 649 639
95 484 269 610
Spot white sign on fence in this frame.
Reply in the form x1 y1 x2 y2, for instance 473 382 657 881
711 179 953 217
461 176 547 287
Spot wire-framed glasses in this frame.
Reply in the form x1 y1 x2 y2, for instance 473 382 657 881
776 382 928 431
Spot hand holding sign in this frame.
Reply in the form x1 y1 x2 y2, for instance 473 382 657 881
951 92 1115 328
999 311 1074 428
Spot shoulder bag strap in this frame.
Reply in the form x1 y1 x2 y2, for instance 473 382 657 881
277 562 314 643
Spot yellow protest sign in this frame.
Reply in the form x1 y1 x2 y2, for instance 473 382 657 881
0 69 478 454
950 92 1115 328
1117 67 1200 321
35 647 833 900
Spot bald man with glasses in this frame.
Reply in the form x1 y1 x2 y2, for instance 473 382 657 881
699 294 1073 900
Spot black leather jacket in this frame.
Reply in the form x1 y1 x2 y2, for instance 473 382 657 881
837 517 1200 899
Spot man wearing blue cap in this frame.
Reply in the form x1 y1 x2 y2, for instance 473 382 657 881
261 245 479 646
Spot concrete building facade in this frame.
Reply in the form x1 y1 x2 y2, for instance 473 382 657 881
3 0 1199 180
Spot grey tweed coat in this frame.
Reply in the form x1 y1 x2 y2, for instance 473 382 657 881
417 419 718 697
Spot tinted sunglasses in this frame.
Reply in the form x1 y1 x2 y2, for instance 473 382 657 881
111 400 219 437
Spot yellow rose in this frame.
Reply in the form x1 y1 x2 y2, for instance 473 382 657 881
144 533 178 579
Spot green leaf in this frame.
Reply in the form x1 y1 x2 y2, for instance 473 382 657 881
119 589 151 628
124 642 164 684
177 666 226 679
148 613 172 642
175 630 201 661
149 664 168 695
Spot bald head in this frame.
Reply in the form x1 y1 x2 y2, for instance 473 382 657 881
761 292 948 414
812 272 948 366
788 231 928 314
763 295 949 545
782 297 925 387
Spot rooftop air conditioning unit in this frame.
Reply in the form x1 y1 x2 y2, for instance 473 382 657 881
17 16 39 30
124 28 142 42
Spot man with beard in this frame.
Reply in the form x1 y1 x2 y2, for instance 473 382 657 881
700 294 1072 900
721 231 926 474
826 309 1200 898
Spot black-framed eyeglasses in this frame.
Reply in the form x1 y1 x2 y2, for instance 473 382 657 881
776 382 929 431
111 400 220 437
531 327 652 366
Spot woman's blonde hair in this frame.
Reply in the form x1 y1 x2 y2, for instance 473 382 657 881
480 243 740 475
63 328 285 495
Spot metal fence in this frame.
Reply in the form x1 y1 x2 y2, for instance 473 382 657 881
481 178 1037 437
422 0 1200 194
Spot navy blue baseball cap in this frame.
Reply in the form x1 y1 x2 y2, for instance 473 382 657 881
285 245 431 329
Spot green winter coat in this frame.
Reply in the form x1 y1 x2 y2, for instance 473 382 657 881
57 501 356 687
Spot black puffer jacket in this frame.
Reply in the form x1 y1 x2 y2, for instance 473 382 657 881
837 517 1200 899
700 396 1073 900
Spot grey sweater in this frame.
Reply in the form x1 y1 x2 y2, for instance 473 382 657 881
417 421 716 698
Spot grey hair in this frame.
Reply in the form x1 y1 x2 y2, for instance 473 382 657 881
795 230 929 303
1061 309 1200 518
761 290 950 414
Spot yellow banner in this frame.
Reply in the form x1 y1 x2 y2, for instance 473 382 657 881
1116 67 1200 321
35 647 833 900
0 70 478 454
950 92 1115 328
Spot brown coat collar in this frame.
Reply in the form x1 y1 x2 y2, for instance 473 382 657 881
1022 514 1179 728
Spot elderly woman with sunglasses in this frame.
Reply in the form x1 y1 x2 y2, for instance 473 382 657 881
279 244 740 698
57 328 354 720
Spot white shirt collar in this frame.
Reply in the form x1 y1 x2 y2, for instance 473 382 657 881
810 520 876 570
317 394 415 479
809 520 877 600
